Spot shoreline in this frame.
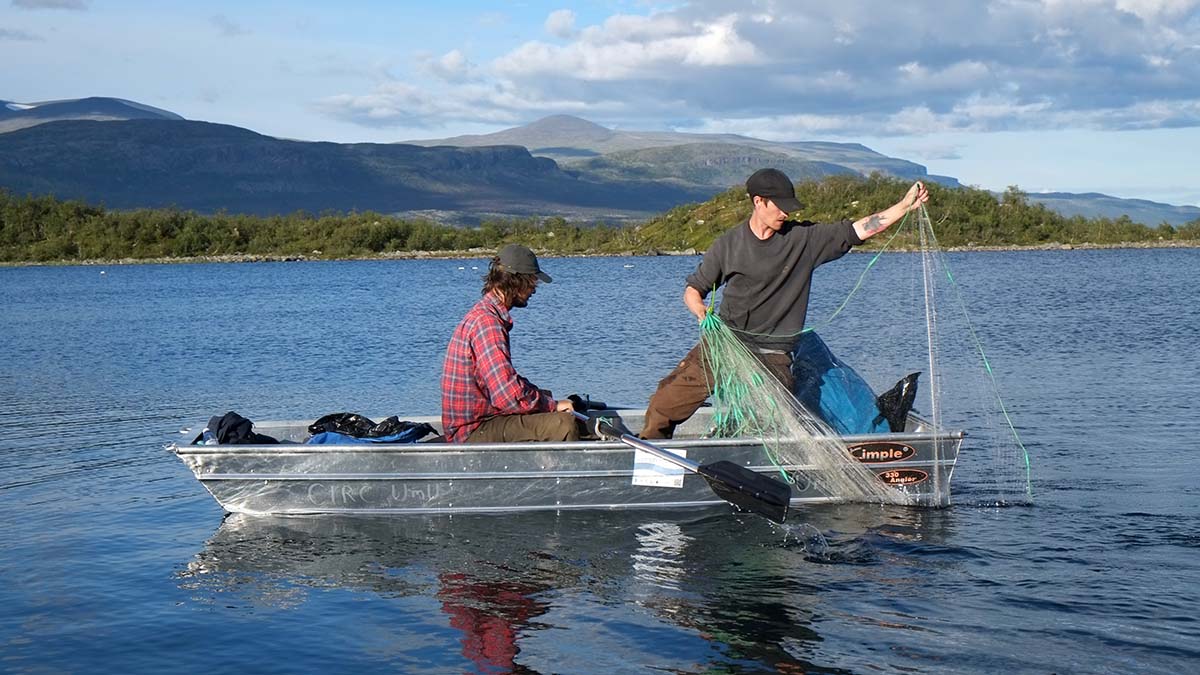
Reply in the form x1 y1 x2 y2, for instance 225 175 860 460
2 239 1198 268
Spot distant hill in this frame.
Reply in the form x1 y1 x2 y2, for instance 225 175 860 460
1025 192 1200 227
412 114 958 189
429 115 621 152
0 96 182 133
1 101 1195 226
415 115 1200 226
571 142 858 189
0 119 711 219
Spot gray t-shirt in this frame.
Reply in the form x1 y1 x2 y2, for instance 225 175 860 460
686 219 861 351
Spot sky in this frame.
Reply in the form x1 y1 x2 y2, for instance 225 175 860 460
2 0 1198 206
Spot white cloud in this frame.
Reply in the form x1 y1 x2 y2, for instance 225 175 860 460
676 113 868 139
1113 0 1200 20
682 14 758 66
421 49 476 83
952 95 1054 125
495 12 759 80
898 61 993 92
545 9 576 39
317 0 1200 137
675 95 1200 140
317 78 630 129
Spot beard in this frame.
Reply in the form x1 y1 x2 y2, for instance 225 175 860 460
511 288 535 308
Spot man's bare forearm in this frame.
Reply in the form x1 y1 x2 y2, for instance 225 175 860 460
853 182 928 240
853 203 906 240
684 286 708 321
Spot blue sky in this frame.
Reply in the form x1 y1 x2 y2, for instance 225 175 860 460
2 0 1198 205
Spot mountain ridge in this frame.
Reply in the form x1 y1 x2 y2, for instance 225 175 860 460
0 118 711 219
410 115 955 187
0 96 182 133
412 115 1196 224
0 100 1194 226
1023 191 1200 226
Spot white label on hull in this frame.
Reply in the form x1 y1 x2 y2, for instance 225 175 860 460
631 448 686 488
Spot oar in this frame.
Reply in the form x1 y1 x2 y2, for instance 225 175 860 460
571 411 790 523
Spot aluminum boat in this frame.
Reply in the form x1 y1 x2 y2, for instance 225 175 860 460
171 407 961 517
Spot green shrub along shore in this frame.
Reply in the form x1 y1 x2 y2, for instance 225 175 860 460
2 174 1198 265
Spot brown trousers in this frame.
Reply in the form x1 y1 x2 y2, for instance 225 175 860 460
639 343 795 439
465 411 581 443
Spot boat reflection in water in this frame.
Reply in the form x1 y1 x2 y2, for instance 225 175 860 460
178 507 956 673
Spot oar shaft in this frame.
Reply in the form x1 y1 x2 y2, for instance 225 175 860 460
570 411 700 472
617 432 702 472
570 410 790 523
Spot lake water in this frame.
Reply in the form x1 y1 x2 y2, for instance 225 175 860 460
1 249 1197 674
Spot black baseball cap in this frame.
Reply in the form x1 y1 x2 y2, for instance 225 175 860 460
746 168 803 214
496 244 552 283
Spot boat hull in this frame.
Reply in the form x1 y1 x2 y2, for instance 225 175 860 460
171 411 961 516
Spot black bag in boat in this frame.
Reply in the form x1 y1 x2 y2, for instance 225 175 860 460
206 411 279 445
874 372 921 433
307 412 377 437
307 413 437 443
363 415 437 440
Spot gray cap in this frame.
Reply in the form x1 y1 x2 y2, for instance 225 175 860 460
497 244 552 283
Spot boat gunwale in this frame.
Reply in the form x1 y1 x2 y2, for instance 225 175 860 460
172 430 966 456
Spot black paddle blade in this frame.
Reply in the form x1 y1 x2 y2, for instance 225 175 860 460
697 460 791 524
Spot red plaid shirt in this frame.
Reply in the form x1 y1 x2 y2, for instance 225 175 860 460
440 294 555 442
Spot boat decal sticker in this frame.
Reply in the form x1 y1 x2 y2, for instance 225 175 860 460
847 441 917 463
876 469 929 486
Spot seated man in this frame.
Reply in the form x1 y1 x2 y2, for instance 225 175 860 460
440 244 577 443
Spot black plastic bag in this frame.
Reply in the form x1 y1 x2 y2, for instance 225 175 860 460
308 412 377 437
874 373 921 433
364 416 438 441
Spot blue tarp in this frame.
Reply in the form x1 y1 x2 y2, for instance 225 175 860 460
306 427 433 445
791 332 890 435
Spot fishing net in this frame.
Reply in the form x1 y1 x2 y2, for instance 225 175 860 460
699 205 1032 507
908 207 1033 505
700 312 914 505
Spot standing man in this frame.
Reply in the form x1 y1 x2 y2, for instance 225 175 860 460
441 244 577 443
640 168 929 439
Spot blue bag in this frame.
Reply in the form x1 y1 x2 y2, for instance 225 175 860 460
791 332 891 435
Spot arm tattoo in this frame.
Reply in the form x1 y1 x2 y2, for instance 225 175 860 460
862 214 886 236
